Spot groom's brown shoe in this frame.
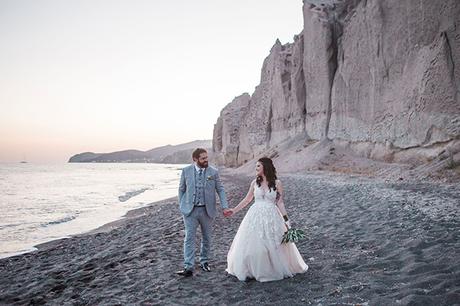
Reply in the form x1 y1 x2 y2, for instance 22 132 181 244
176 268 193 277
200 263 211 272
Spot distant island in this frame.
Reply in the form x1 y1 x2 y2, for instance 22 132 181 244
68 140 211 164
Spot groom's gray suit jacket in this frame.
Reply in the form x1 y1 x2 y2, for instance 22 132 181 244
178 164 228 218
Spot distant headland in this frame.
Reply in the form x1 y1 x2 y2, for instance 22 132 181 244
68 140 211 164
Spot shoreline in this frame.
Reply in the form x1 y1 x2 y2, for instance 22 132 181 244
0 195 179 260
32 196 178 256
1 172 459 305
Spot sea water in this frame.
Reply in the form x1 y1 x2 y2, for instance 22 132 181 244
0 162 186 258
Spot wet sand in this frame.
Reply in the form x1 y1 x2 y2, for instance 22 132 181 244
0 172 459 305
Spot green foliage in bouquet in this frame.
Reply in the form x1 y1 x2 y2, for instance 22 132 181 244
281 228 306 244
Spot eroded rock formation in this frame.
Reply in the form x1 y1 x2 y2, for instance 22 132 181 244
213 0 460 173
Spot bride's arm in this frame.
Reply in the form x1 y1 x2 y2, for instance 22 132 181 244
231 180 255 214
275 180 289 219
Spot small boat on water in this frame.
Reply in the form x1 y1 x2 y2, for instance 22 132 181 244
20 154 27 163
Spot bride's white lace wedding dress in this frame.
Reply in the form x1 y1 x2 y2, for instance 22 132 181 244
226 183 308 282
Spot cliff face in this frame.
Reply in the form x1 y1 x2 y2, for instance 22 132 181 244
213 0 460 172
328 0 460 151
213 93 251 167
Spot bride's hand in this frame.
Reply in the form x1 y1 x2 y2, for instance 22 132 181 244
285 220 291 229
223 208 234 217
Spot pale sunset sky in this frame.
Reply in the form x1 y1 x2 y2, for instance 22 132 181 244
0 0 303 163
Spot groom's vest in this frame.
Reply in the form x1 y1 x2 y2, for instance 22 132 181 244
193 168 206 206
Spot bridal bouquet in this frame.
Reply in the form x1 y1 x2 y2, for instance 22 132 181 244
281 228 306 244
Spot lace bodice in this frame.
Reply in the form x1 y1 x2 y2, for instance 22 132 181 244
254 183 277 203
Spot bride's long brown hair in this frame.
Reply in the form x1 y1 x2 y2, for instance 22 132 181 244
256 157 277 192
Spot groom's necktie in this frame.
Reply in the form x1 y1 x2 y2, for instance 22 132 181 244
195 168 205 207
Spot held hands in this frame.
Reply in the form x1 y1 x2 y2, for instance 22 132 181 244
223 208 234 217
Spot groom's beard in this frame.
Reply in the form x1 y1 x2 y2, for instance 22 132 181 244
197 161 208 168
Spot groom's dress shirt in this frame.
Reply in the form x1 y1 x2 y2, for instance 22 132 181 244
193 164 206 207
194 164 204 172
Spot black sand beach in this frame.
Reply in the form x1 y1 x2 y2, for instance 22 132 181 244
0 172 459 305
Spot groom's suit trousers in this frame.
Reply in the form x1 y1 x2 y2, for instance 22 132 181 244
183 206 213 269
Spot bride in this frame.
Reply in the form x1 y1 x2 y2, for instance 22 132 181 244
226 157 308 282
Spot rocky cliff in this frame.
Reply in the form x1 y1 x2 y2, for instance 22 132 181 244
213 0 460 179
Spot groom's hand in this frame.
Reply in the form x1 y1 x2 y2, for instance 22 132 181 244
223 209 233 217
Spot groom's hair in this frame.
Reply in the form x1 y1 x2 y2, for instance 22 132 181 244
192 148 207 160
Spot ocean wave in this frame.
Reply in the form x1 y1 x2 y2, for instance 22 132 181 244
0 223 27 230
40 215 77 227
118 186 153 202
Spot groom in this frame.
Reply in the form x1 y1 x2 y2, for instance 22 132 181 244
176 148 232 277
